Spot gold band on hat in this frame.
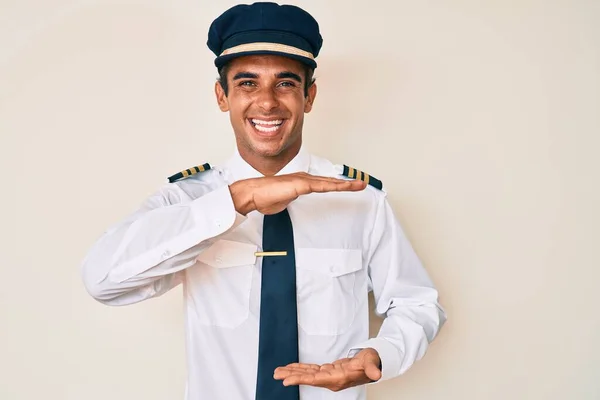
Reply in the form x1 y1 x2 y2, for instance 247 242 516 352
220 42 314 59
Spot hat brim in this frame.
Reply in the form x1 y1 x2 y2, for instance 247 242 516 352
215 50 317 70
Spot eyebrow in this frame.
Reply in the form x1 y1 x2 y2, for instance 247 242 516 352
276 71 302 83
232 72 258 80
231 71 303 83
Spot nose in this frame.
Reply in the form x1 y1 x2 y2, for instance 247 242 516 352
256 87 279 112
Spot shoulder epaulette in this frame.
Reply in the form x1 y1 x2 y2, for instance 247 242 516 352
167 163 211 183
341 164 383 190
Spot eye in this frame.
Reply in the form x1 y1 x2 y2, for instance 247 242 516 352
239 80 256 87
278 81 297 87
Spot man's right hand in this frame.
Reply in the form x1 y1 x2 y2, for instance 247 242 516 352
229 172 367 215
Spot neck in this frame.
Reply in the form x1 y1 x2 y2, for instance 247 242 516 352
238 139 302 176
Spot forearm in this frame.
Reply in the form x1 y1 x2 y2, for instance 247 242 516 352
351 293 445 380
81 185 244 303
349 194 446 381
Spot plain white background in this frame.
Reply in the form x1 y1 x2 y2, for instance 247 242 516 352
1 0 599 399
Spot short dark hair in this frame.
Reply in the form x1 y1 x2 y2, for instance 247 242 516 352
217 62 315 97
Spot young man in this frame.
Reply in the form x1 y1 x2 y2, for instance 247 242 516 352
81 3 446 399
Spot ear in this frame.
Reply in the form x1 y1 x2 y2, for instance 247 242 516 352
304 82 317 113
215 81 229 112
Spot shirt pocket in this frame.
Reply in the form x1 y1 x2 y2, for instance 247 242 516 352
295 248 363 336
186 239 257 328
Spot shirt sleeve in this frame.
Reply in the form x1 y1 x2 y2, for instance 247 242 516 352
347 193 447 382
81 184 246 306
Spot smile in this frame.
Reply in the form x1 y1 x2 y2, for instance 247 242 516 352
250 118 284 133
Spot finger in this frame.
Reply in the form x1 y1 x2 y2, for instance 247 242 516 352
306 179 366 194
274 364 319 379
274 367 317 378
363 361 382 382
291 173 346 182
306 175 357 183
282 373 317 387
282 363 321 369
306 175 367 187
292 175 366 196
335 180 367 191
288 173 367 190
278 363 320 373
274 368 294 380
282 370 338 387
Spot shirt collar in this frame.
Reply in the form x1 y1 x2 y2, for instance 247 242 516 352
223 145 311 182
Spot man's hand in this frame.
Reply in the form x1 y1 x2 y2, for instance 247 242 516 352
273 348 382 392
229 172 367 215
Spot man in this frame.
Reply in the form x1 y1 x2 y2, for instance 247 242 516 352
81 2 446 399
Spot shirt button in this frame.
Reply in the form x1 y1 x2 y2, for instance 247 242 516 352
215 219 221 227
161 250 170 259
215 257 222 264
329 265 335 273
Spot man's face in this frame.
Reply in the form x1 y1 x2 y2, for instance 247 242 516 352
215 55 317 160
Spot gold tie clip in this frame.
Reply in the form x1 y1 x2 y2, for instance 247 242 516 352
254 251 288 257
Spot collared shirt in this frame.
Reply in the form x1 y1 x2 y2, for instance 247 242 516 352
81 147 446 400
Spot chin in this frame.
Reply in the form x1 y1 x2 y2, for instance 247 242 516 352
251 143 285 158
245 135 288 158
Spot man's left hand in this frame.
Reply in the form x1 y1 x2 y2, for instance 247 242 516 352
273 348 382 392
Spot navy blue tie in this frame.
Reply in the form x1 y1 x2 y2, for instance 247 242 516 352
255 209 300 400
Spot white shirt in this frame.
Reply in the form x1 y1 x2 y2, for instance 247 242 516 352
81 147 446 400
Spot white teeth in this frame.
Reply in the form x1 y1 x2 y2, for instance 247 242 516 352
252 119 283 125
254 124 281 133
251 118 284 133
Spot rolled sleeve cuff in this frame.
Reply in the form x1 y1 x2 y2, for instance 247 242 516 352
347 337 402 383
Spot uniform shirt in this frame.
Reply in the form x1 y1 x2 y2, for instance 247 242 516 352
81 147 446 400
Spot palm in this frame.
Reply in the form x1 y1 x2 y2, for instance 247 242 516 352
295 358 366 385
273 348 381 392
